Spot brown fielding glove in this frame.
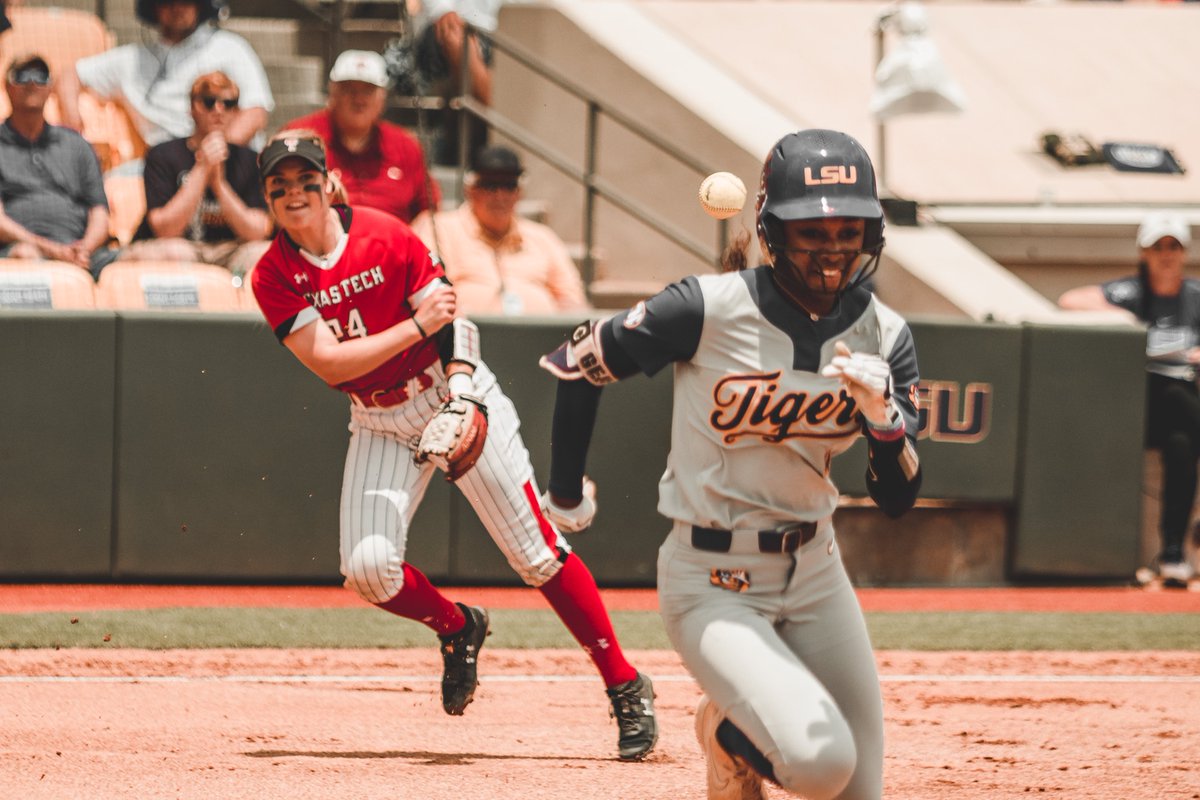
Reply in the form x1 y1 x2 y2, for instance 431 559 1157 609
415 394 489 481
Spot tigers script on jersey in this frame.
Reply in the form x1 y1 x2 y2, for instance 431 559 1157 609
610 266 919 530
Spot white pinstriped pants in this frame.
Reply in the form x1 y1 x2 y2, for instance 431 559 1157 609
340 362 568 604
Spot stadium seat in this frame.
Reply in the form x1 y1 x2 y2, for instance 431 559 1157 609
104 173 146 247
0 259 97 309
0 7 114 78
236 262 263 313
82 96 147 172
94 261 246 312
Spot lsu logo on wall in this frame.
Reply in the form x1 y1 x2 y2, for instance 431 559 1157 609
804 165 858 185
915 381 992 443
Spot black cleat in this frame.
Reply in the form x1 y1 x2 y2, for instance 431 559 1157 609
438 603 489 716
606 671 658 760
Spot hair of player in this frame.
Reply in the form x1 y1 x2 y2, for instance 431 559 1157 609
190 70 237 100
720 229 753 273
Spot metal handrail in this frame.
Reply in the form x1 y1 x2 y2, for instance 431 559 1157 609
447 23 730 287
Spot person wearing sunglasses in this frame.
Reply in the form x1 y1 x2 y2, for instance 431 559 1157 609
0 54 119 278
56 0 273 150
249 130 657 761
119 71 270 277
410 145 589 317
1059 212 1200 589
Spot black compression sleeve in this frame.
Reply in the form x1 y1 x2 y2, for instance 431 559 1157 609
865 433 922 518
547 379 603 501
546 317 642 500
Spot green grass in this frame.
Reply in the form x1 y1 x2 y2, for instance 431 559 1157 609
0 609 1196 650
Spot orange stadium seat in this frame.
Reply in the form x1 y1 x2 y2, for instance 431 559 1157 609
81 96 147 172
104 173 147 247
237 263 263 314
0 7 114 78
0 259 97 309
94 261 246 312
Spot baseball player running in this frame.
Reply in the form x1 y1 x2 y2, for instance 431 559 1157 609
540 129 922 799
249 131 656 760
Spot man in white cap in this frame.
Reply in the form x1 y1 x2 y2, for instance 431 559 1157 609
285 49 439 224
1059 212 1199 588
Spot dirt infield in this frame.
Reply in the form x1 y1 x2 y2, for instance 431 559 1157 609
2 586 1198 799
2 648 1199 799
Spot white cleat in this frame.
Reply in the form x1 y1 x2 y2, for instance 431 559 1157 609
694 696 766 800
1158 561 1196 588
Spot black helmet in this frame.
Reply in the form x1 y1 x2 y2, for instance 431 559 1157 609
756 129 885 290
135 0 228 27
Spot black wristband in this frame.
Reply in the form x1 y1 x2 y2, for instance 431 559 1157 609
413 317 428 339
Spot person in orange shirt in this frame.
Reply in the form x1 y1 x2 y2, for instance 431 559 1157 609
410 145 589 317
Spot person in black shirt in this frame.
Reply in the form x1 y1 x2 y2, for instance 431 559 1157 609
120 71 270 278
1059 212 1199 587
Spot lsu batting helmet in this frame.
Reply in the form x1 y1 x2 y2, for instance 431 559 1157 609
756 129 885 292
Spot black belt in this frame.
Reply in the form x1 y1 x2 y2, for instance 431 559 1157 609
691 523 818 554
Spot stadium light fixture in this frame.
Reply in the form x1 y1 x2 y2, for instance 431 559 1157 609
871 1 966 193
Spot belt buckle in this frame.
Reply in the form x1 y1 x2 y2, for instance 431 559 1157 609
776 523 813 553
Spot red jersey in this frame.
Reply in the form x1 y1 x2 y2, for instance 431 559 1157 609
252 205 443 395
286 109 440 223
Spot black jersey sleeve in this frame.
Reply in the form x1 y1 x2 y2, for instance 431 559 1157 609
1101 277 1142 317
607 276 706 377
547 278 705 500
864 323 922 517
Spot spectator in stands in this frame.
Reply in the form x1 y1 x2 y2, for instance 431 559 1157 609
415 0 498 107
119 71 270 276
55 0 274 149
410 145 589 316
387 0 499 164
285 50 439 224
0 55 118 278
1058 212 1198 587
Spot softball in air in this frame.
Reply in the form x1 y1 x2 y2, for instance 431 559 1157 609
698 172 746 220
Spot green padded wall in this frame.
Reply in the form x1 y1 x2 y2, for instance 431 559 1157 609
832 318 1024 502
1011 323 1147 578
0 312 1152 584
111 312 375 581
0 311 116 578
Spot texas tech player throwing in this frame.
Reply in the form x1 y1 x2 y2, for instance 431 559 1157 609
250 131 656 760
541 129 922 799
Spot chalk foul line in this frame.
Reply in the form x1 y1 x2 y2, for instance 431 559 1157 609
1 673 1198 684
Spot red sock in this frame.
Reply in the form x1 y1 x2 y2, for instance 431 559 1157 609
539 553 638 688
374 562 465 636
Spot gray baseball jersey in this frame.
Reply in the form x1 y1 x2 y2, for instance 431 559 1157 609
611 266 919 528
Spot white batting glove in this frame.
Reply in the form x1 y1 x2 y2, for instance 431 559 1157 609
542 477 598 533
821 341 900 431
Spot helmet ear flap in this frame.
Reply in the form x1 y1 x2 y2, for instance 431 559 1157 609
864 217 885 252
757 212 783 266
